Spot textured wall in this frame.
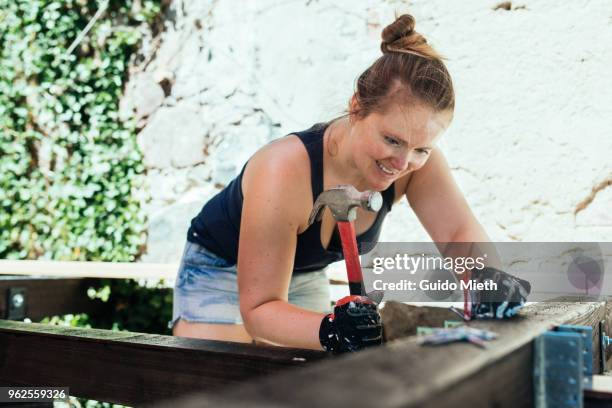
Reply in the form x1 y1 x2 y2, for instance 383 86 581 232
121 0 612 262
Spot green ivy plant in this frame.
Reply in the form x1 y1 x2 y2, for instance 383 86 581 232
0 0 161 261
2 2 170 405
93 278 173 334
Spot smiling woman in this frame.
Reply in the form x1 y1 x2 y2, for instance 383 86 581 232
325 101 452 192
171 13 529 352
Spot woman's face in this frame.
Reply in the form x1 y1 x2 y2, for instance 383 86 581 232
349 102 451 191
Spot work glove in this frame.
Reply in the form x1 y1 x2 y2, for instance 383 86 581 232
319 295 382 354
470 267 531 319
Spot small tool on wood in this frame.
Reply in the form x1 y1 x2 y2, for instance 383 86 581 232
308 185 383 301
418 326 498 348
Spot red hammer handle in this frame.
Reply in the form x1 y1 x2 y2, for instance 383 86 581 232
337 221 366 296
463 269 472 320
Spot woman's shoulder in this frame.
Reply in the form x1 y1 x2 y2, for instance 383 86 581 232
248 134 311 179
241 135 314 229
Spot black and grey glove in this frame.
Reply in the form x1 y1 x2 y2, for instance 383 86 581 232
319 295 382 354
470 267 531 319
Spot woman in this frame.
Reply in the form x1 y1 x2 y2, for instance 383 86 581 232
171 14 529 353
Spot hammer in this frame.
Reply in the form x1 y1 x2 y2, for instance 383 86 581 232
308 185 383 298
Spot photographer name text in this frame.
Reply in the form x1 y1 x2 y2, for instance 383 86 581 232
372 279 497 291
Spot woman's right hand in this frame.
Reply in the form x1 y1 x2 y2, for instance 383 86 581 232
319 295 382 354
470 267 531 319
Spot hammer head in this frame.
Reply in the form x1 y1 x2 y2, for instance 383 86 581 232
308 185 383 225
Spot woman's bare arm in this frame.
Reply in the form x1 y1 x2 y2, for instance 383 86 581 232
406 148 502 268
238 142 325 350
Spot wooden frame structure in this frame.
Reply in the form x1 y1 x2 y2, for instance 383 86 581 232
2 302 612 406
0 320 325 405
0 260 177 279
0 276 109 320
147 301 612 408
2 267 612 407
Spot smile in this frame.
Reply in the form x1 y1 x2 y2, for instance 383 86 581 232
376 160 398 176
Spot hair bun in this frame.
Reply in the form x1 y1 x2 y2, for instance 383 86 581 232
381 14 416 44
381 14 428 56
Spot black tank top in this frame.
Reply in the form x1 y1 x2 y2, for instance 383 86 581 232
187 123 396 273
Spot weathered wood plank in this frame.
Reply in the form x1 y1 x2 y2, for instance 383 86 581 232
602 301 612 372
0 260 178 279
149 302 607 408
0 320 326 406
0 277 109 320
585 375 612 407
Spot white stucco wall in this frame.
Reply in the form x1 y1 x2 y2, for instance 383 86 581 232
122 0 612 262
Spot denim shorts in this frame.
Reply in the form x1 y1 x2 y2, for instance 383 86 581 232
171 241 332 327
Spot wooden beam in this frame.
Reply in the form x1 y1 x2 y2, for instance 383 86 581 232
148 302 608 408
0 277 109 320
0 320 326 406
585 375 612 407
0 260 349 286
0 260 178 279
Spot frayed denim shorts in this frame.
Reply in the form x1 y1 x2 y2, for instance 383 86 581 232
171 241 332 328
